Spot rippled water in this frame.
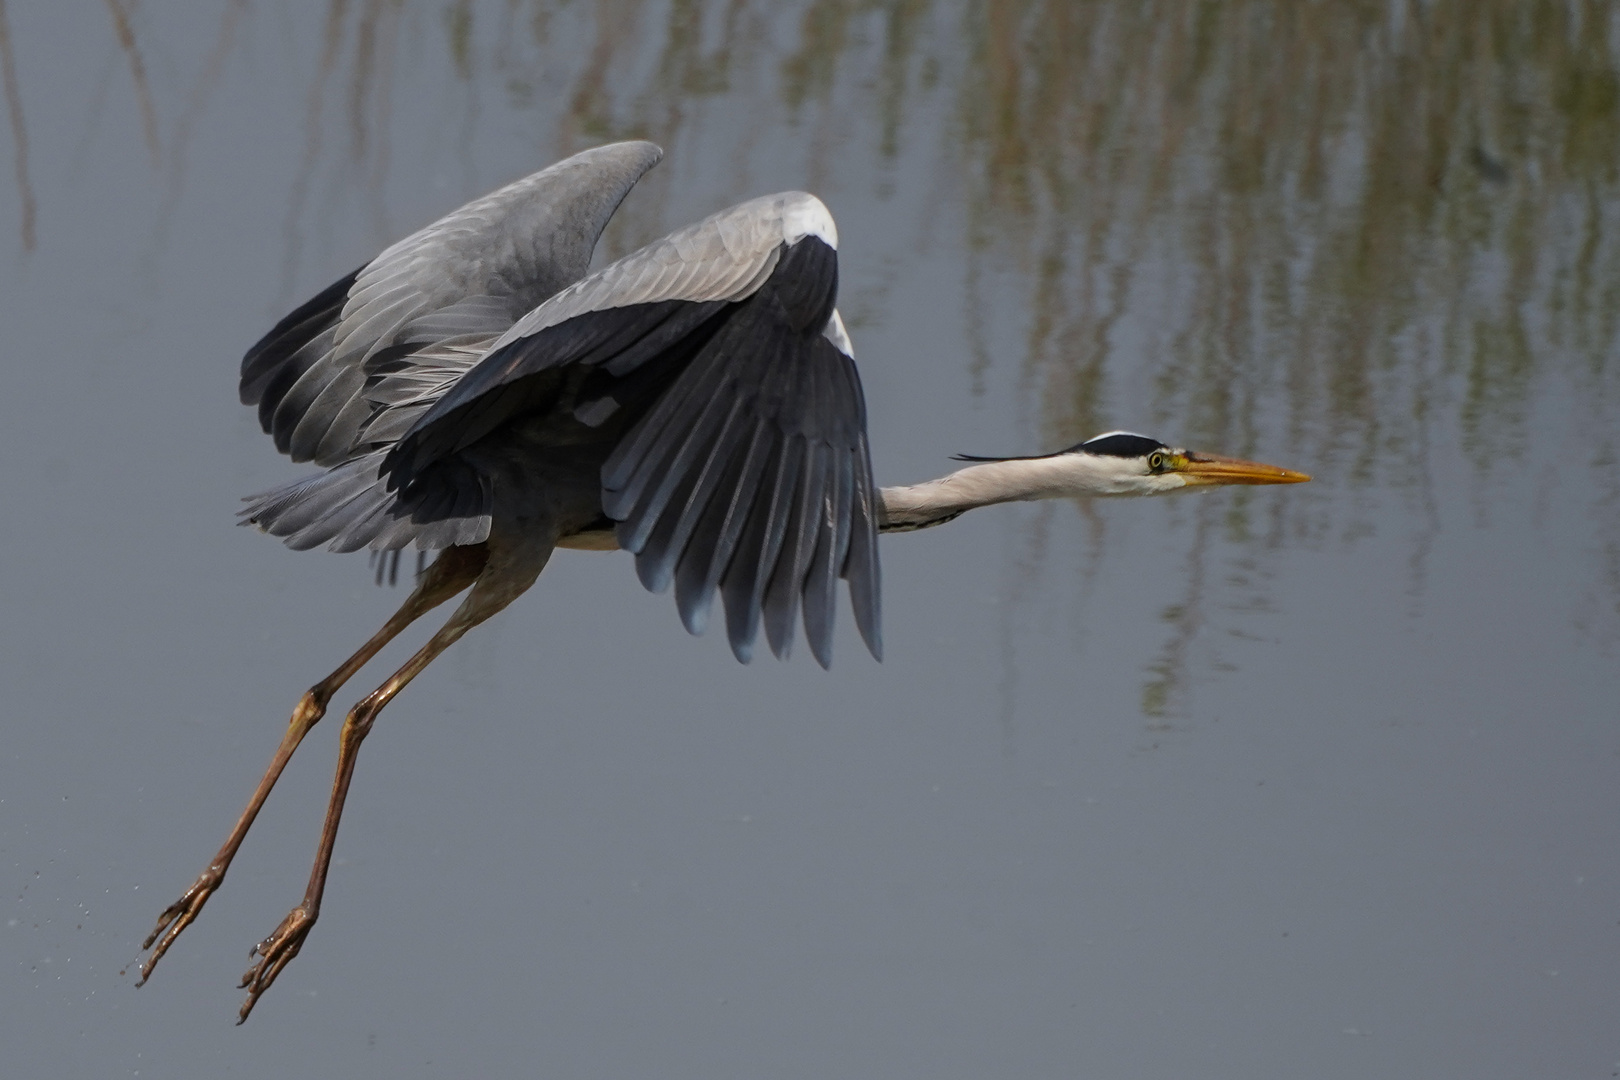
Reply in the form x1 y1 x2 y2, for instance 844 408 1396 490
1 4 1615 1077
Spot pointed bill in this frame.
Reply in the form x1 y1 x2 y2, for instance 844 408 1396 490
1176 451 1311 486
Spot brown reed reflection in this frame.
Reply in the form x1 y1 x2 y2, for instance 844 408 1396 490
961 1 1620 709
0 0 34 251
24 0 1617 711
278 0 352 307
150 0 245 253
104 0 161 167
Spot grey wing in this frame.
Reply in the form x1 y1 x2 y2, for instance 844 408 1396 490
483 190 831 350
386 191 842 474
238 140 664 466
385 192 880 667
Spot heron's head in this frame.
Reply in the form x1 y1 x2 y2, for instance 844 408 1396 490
951 431 1311 499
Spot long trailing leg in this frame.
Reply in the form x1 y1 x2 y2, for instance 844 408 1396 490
139 544 490 983
237 533 552 1023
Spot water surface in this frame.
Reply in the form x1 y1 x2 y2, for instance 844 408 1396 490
0 3 1615 1077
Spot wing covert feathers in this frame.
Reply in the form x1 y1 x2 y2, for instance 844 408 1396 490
487 191 833 351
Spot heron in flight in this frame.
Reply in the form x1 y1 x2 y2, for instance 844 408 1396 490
138 141 1308 1021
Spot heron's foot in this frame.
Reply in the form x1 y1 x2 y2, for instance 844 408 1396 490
138 866 225 984
237 904 316 1023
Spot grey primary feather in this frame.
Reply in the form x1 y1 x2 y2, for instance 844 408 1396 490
629 393 751 594
614 356 742 564
596 239 871 667
721 435 804 663
241 275 357 423
281 360 363 462
843 433 883 660
672 417 772 635
241 141 664 466
761 441 827 661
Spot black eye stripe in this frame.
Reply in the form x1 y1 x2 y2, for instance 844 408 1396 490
1077 433 1167 458
951 431 1169 464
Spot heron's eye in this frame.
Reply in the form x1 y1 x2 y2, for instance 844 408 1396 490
1147 451 1166 472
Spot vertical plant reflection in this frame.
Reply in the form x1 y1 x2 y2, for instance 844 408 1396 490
0 0 34 251
29 0 1620 711
279 0 352 307
104 0 161 168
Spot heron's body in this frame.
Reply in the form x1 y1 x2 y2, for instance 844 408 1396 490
139 141 1308 1022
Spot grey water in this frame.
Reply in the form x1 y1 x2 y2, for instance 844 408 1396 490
1 3 1616 1077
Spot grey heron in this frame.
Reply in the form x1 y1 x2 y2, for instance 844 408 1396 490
138 141 1308 1021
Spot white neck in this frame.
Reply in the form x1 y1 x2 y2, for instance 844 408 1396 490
878 456 1171 532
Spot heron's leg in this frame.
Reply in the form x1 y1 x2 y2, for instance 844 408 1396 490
237 535 551 1023
139 544 489 983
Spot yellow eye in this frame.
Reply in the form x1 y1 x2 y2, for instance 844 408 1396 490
1147 451 1166 472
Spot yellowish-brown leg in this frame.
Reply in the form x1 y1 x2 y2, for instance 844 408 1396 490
237 536 550 1022
139 545 489 983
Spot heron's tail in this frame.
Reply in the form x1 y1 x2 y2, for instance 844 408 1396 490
240 450 492 553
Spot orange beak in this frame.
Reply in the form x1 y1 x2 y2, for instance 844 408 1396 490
1176 451 1311 486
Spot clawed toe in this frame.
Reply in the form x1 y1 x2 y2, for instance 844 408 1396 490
138 870 223 984
237 906 315 1023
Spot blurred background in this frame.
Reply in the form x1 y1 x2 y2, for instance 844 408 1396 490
0 2 1616 1076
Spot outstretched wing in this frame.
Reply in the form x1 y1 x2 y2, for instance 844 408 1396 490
238 141 665 466
386 193 881 668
